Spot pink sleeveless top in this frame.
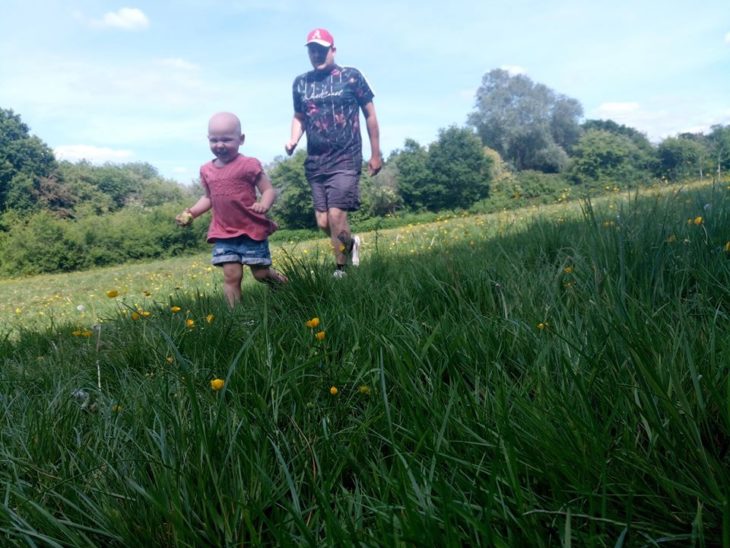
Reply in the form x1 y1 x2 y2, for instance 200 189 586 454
200 154 278 242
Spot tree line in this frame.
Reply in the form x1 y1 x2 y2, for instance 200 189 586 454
1 68 729 276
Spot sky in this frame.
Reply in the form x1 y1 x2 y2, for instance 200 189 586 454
1 0 728 186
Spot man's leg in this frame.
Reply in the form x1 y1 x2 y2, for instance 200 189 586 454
327 207 353 267
221 262 243 308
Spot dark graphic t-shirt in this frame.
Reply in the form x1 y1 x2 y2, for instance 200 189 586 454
292 64 374 177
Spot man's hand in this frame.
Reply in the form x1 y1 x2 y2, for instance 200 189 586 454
368 156 382 176
175 210 193 227
285 141 297 156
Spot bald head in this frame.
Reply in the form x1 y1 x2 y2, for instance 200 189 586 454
207 112 245 165
208 112 242 135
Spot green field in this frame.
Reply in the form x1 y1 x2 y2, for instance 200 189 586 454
1 182 728 546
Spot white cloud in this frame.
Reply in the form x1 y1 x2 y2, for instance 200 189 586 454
594 102 640 116
500 64 527 76
54 145 134 163
91 8 149 31
157 58 200 71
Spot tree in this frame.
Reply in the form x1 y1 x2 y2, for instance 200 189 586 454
0 108 57 212
358 164 403 217
391 139 431 210
268 151 316 229
707 124 730 178
567 129 652 185
656 136 708 181
467 69 583 172
426 126 491 210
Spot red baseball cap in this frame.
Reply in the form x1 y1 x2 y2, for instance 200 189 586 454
305 28 334 48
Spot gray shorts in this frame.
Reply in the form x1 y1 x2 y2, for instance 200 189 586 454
211 235 272 266
309 171 361 212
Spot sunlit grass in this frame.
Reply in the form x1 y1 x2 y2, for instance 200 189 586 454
0 179 728 545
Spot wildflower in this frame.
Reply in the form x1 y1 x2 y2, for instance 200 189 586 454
15 307 21 314
563 266 573 274
210 378 225 391
76 305 86 312
665 234 677 243
725 242 730 253
186 319 195 329
111 404 122 413
358 385 371 395
166 356 174 364
106 290 119 298
693 216 703 225
305 317 320 328
170 306 181 313
206 314 215 324
537 322 549 330
141 311 151 318
131 312 140 321
329 386 338 396
315 330 326 341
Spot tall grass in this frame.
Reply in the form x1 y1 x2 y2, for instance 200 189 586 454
1 183 728 545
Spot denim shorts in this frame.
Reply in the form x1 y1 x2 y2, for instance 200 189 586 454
211 235 272 266
309 171 361 212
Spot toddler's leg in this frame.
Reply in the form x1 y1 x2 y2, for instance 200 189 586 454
222 263 244 307
251 266 288 286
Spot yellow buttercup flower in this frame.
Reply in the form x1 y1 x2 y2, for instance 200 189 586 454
358 385 371 395
170 306 181 313
315 330 326 341
725 241 730 252
186 319 195 329
206 314 215 324
106 290 119 298
141 311 151 318
131 312 140 321
693 216 703 225
305 317 320 328
329 386 338 395
166 356 174 364
563 266 573 274
537 322 549 330
210 378 225 391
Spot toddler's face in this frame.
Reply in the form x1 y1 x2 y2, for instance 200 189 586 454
208 129 243 164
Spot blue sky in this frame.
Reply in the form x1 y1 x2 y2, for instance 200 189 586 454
1 0 728 185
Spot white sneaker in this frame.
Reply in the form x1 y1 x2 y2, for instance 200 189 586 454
351 235 361 266
333 269 347 279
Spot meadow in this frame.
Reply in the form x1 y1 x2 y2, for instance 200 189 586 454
0 181 728 546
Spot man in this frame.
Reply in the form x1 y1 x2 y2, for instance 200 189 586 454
285 28 381 277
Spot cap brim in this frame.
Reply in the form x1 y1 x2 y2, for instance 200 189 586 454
305 39 332 47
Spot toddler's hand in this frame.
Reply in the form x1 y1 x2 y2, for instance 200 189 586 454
249 202 268 214
176 210 193 227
